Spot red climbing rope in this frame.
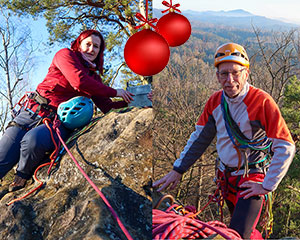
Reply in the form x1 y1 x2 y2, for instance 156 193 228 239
6 118 60 206
6 162 51 206
189 188 225 221
152 205 242 239
152 189 241 240
44 118 61 175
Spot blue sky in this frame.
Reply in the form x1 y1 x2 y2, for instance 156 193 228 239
153 0 300 24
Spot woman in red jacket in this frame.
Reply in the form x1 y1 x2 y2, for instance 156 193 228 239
0 29 133 191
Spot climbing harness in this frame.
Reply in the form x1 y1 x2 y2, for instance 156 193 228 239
152 194 241 239
11 91 55 119
7 91 55 131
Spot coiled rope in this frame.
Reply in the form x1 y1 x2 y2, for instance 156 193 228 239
153 206 242 239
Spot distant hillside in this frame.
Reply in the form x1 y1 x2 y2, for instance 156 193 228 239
154 9 299 30
154 8 299 67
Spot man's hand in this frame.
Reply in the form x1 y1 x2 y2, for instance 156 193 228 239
116 89 134 103
239 180 270 199
153 170 182 192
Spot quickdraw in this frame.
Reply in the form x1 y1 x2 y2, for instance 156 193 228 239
11 91 33 118
260 192 274 238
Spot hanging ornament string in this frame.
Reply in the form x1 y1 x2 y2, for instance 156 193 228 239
161 0 181 13
134 0 158 30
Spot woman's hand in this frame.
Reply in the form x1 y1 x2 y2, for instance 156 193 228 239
153 170 182 192
116 89 134 103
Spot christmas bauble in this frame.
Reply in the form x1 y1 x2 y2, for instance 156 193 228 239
156 12 191 47
124 29 170 76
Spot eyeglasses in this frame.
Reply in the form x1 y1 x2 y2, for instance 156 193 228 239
217 68 246 80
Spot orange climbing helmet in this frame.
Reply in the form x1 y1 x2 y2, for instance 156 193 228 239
214 43 249 68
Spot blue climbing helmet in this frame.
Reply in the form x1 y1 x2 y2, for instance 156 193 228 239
57 96 94 130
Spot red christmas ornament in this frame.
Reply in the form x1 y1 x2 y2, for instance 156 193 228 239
156 0 191 47
124 29 170 76
157 11 191 47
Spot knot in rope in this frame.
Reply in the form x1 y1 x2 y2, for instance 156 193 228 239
134 12 158 30
52 118 61 130
161 0 181 13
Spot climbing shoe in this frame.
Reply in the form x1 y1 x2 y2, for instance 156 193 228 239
8 176 27 192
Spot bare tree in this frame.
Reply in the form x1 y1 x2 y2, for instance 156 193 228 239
249 27 299 104
0 8 36 133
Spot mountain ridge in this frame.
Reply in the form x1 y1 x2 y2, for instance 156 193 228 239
154 8 299 30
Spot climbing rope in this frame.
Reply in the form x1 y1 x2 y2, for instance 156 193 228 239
220 92 272 173
152 185 231 240
6 118 61 206
189 188 224 221
221 93 272 151
6 162 51 206
152 203 242 239
152 160 234 240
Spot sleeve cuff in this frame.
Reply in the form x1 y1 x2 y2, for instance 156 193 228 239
173 167 185 174
262 183 272 192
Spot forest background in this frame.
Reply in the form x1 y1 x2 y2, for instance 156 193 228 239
0 0 299 238
153 8 300 239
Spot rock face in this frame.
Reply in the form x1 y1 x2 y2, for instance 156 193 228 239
0 107 153 240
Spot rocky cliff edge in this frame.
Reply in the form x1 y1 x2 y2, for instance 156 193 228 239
0 107 153 240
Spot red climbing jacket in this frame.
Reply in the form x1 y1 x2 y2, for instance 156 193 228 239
35 48 127 114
